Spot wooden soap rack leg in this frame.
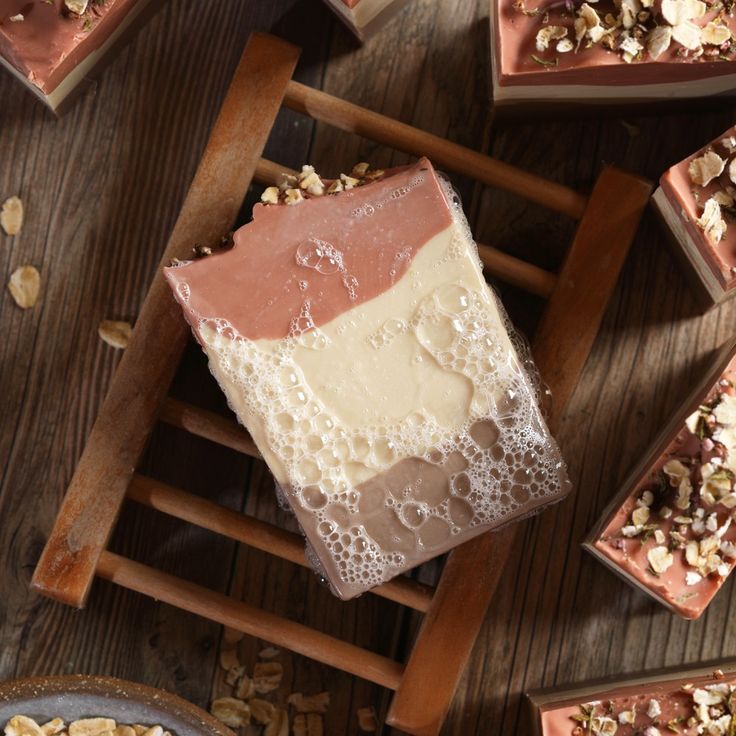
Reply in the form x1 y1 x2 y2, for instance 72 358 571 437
31 32 652 736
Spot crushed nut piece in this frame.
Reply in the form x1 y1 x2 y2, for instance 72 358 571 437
64 0 89 13
98 320 132 350
261 186 280 205
696 197 727 244
1 196 23 235
8 13 23 21
284 188 304 206
648 545 674 574
253 661 283 693
689 150 725 186
210 697 250 728
536 24 568 51
351 162 370 177
8 265 40 309
357 707 378 732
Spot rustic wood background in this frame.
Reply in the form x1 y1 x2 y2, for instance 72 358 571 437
2 0 736 734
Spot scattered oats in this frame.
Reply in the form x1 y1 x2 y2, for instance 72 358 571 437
234 672 255 700
284 188 304 205
68 720 116 736
299 172 325 196
225 664 245 686
621 525 641 537
714 393 736 425
723 137 736 154
590 716 617 735
302 715 323 736
654 528 666 544
536 24 568 51
287 692 330 714
113 728 135 736
8 265 40 309
640 490 654 506
557 38 574 52
685 570 703 585
219 647 240 671
647 25 672 59
618 706 636 724
696 197 727 244
293 715 307 736
210 697 251 728
277 174 298 192
713 190 734 208
259 646 280 659
261 186 280 205
223 627 244 647
702 21 731 45
643 728 661 736
326 180 344 194
8 13 23 21
253 661 283 693
660 506 672 519
263 709 288 736
357 708 378 732
632 505 651 526
688 151 725 186
351 162 370 177
140 728 162 736
647 699 661 718
648 545 674 574
1 196 23 235
98 320 132 350
64 0 89 12
249 699 275 725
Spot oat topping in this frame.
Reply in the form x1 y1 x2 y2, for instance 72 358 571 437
515 0 735 67
569 681 736 734
356 708 378 732
608 380 736 595
1 195 23 235
8 13 23 21
98 320 132 350
64 0 89 14
3 716 171 736
259 163 387 206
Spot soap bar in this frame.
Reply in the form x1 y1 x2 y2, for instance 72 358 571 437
585 338 736 619
528 662 736 735
490 0 736 108
0 0 157 113
321 0 409 41
653 127 736 308
164 158 570 599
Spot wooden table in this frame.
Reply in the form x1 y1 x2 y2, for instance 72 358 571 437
1 1 735 734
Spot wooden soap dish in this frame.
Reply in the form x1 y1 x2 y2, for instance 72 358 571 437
30 33 652 736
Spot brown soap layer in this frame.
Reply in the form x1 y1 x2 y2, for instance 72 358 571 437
591 351 736 619
164 158 453 342
659 127 736 292
493 0 736 87
0 0 139 94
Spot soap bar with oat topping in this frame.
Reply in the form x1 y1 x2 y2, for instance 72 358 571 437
490 0 736 108
321 0 410 41
528 661 736 735
164 158 570 600
0 0 158 113
585 337 736 619
653 126 736 308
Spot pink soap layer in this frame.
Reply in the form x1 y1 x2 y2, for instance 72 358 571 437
659 126 736 292
591 355 736 619
539 669 735 735
165 160 451 342
493 0 736 87
0 0 139 94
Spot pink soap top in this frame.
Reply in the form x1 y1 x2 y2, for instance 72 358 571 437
164 159 452 342
660 126 736 292
494 0 736 87
0 0 139 94
591 350 736 619
538 669 736 735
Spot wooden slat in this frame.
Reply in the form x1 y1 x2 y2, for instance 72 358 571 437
386 165 652 736
31 34 302 608
282 81 588 220
253 158 557 298
126 474 434 612
159 397 260 457
95 551 405 690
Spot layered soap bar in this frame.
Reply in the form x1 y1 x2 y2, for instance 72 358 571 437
585 338 736 619
653 126 736 308
528 662 736 735
164 158 570 599
321 0 410 41
0 0 157 113
490 0 736 107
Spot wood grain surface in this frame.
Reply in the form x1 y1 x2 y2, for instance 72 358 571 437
1 1 735 735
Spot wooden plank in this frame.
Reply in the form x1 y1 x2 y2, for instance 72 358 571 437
386 165 651 736
95 550 405 690
126 473 434 612
282 81 589 220
31 33 301 608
